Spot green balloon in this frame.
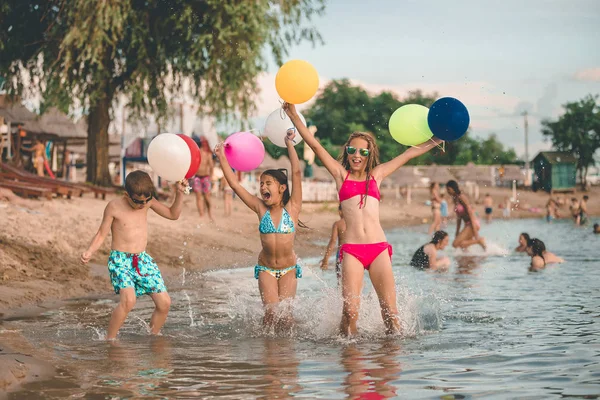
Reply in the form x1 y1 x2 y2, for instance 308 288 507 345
388 104 434 146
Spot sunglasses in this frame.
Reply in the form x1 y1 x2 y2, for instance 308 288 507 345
346 146 370 157
129 194 153 205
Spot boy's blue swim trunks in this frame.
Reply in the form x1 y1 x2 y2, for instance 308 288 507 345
107 250 167 297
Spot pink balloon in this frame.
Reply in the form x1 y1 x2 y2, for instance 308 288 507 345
224 131 265 172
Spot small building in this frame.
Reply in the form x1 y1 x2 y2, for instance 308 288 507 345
532 151 577 192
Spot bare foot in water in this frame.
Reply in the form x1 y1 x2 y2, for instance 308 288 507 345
479 237 487 250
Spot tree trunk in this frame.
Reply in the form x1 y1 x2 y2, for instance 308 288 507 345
86 94 112 186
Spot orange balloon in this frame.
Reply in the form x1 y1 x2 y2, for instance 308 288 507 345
275 60 319 104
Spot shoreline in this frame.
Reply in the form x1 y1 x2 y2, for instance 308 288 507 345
1 186 599 394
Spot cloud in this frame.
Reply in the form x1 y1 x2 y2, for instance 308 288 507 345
573 67 600 82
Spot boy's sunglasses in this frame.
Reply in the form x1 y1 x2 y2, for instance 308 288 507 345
346 146 369 157
129 194 153 205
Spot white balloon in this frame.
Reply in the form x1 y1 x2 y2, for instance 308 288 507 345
263 108 306 147
147 133 191 181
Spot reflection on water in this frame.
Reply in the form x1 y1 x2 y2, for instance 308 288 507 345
4 219 600 398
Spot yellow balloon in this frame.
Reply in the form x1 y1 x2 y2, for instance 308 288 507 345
275 60 319 104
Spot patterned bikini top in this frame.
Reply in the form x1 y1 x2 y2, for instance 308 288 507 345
259 208 296 234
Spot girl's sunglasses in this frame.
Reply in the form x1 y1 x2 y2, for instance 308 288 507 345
129 194 153 205
346 146 369 157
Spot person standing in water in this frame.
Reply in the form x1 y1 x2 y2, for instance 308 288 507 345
81 171 188 340
578 195 589 225
410 231 451 271
446 180 486 251
428 182 442 235
284 102 442 336
440 193 449 227
320 204 347 283
483 193 494 223
215 130 303 332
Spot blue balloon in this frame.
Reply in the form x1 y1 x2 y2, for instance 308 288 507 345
427 97 470 141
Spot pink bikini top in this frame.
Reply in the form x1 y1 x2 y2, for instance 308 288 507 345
338 171 380 208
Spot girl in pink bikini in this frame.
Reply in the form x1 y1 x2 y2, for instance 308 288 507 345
445 180 486 251
284 103 442 336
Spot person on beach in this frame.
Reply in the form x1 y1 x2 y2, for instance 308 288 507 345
440 193 449 227
446 180 486 251
527 238 564 271
215 129 303 332
570 197 580 224
428 182 442 235
515 232 531 252
320 204 347 283
410 230 451 271
81 171 188 340
578 195 589 225
502 196 511 219
22 138 47 177
483 193 493 223
192 137 215 223
284 102 443 336
546 197 559 222
221 175 233 217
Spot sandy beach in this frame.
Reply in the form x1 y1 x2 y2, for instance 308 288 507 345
1 185 599 316
1 184 599 394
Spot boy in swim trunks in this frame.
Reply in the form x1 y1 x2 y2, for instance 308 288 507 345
81 170 188 340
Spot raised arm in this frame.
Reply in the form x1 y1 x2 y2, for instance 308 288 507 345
285 130 303 215
81 202 115 263
150 180 188 220
373 138 444 181
283 103 345 183
214 142 263 215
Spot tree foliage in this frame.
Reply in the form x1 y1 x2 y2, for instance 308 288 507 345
0 0 324 185
541 94 600 187
295 79 518 166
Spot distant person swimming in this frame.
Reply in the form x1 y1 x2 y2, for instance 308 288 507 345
594 223 600 234
515 232 531 252
527 238 564 271
410 231 451 271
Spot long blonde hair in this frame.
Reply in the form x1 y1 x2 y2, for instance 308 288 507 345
338 132 380 207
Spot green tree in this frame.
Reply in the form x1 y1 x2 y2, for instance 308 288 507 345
304 79 438 164
304 79 518 166
0 0 324 185
541 94 600 187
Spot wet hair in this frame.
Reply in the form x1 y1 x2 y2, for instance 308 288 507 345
338 132 380 207
583 195 589 201
446 180 461 195
528 238 546 260
594 223 599 233
431 230 448 245
520 232 531 244
260 168 308 228
125 170 155 197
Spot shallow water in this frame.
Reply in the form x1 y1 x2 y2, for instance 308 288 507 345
3 218 600 399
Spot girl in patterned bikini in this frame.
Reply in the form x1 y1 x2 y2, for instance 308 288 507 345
284 102 443 336
214 130 303 332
